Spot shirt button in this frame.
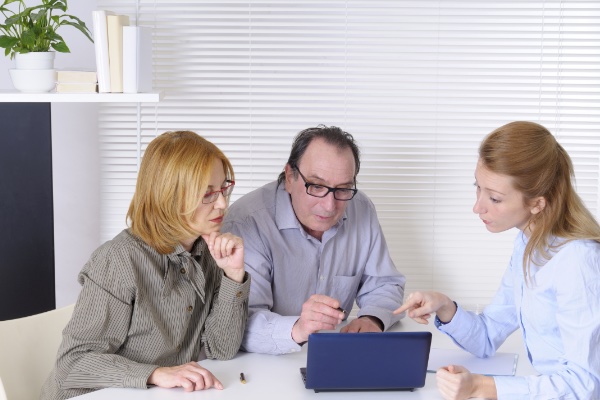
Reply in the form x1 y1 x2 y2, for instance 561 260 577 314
187 305 193 312
180 268 186 274
319 275 324 281
176 344 181 351
236 291 242 298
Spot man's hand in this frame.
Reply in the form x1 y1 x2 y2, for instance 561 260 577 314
436 365 497 400
202 232 244 283
340 316 383 333
291 294 345 344
148 362 223 392
393 291 456 324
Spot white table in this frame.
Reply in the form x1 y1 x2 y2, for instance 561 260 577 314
73 318 536 400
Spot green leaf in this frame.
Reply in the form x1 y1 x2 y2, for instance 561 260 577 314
48 0 67 12
1 0 92 57
20 6 36 19
51 40 68 52
0 35 18 48
5 15 20 26
31 9 47 23
60 19 92 42
21 29 35 46
47 30 61 42
2 0 22 7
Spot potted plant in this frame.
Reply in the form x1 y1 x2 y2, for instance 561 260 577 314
0 0 93 91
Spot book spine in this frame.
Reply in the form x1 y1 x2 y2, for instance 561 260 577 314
123 26 154 94
56 71 97 83
56 83 98 93
107 14 130 93
122 26 137 93
137 27 154 93
92 10 113 93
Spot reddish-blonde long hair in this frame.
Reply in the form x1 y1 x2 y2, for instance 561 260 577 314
479 121 600 278
127 131 234 254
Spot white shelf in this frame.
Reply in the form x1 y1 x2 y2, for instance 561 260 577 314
0 90 162 103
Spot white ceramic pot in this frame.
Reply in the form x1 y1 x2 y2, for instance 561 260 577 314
11 52 56 92
15 52 55 69
9 69 56 93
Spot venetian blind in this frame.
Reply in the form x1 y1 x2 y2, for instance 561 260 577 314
97 0 600 308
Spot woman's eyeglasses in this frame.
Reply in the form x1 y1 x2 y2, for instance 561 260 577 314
202 180 235 204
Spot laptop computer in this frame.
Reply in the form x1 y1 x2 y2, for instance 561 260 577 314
301 331 432 392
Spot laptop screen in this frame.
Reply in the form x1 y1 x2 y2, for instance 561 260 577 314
303 331 432 392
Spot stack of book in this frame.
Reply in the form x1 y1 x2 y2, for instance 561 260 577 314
92 10 153 93
55 70 98 93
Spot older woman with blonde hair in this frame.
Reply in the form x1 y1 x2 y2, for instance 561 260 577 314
396 121 600 399
42 131 250 399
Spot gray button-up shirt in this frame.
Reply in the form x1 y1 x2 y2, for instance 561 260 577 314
222 181 405 355
41 229 250 400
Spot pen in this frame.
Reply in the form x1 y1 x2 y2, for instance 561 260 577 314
240 372 246 384
337 307 346 315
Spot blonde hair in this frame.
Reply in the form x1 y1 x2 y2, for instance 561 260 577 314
127 131 234 254
479 121 600 278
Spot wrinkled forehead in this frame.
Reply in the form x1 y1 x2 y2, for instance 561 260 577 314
298 139 356 181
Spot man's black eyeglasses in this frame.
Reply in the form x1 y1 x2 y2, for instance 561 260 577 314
202 180 235 204
294 167 357 201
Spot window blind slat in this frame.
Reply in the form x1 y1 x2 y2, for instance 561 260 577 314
97 0 600 306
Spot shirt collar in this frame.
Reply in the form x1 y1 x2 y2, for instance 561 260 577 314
275 182 300 230
166 238 208 302
167 238 204 260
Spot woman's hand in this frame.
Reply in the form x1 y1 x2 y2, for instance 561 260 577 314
148 362 223 391
202 232 245 283
436 365 497 400
393 291 456 324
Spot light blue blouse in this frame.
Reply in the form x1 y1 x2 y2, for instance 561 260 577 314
440 231 600 399
222 181 406 354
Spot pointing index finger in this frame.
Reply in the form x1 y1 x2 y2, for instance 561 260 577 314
393 293 421 315
393 301 412 315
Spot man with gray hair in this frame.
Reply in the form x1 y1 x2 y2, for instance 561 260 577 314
223 125 405 354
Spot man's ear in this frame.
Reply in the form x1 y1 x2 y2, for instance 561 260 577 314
530 196 546 215
284 164 294 193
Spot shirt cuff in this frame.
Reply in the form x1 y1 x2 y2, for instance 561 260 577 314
218 272 251 304
271 315 303 353
434 301 458 328
357 307 395 331
494 375 529 399
437 303 470 339
124 363 161 389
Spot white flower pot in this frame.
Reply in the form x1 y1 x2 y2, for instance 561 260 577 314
15 52 55 69
11 52 56 92
9 69 56 93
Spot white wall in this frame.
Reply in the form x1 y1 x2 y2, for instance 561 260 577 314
51 102 100 307
0 1 100 307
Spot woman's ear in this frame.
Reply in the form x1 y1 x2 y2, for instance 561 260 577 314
530 197 546 215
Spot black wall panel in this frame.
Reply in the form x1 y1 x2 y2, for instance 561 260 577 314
0 103 55 320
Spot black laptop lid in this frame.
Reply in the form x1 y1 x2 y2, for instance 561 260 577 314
304 331 432 391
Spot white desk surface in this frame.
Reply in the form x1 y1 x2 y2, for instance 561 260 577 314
72 318 536 400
